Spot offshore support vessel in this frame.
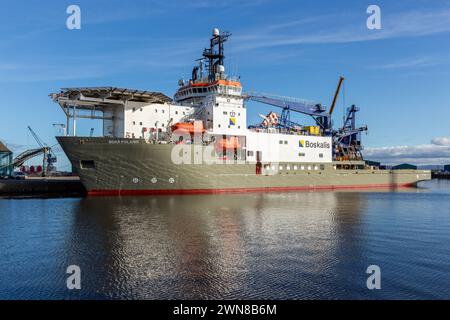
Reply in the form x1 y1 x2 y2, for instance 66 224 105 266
51 28 431 196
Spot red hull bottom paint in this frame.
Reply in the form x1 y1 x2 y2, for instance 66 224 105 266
87 183 417 196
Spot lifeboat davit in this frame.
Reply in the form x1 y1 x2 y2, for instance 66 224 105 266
215 137 240 150
171 121 205 134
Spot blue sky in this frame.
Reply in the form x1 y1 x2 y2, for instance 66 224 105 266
1 0 450 168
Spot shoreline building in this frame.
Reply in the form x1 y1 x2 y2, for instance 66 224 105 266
0 141 13 176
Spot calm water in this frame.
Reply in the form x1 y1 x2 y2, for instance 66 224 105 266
1 180 450 300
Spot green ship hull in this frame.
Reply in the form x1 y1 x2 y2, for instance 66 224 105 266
57 137 431 196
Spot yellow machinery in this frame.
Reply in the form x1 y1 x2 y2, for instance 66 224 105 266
304 126 320 135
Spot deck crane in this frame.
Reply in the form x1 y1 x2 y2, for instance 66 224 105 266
333 105 368 161
245 76 368 161
244 93 332 134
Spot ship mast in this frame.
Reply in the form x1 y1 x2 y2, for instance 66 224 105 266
202 28 231 82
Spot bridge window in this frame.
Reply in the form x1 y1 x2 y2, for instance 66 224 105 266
247 151 254 157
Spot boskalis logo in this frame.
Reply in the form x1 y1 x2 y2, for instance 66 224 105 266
299 140 305 148
299 139 330 149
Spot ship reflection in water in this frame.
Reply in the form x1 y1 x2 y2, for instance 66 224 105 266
1 180 450 299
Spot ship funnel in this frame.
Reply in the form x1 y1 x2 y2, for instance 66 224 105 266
213 28 220 36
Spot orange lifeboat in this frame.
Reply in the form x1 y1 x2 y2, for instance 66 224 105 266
215 137 240 150
171 121 205 134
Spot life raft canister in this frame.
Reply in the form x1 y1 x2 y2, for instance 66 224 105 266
215 136 240 150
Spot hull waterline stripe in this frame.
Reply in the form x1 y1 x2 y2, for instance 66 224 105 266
87 183 417 196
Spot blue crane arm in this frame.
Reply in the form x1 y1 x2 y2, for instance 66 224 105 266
245 94 329 117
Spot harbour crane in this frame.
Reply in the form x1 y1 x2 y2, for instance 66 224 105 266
26 126 57 176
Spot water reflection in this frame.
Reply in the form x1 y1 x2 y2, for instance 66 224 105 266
62 191 368 299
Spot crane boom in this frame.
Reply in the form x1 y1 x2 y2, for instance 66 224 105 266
329 76 344 115
27 126 45 148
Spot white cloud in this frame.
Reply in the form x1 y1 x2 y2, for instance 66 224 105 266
431 136 450 146
371 57 439 70
364 137 450 165
233 9 450 51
